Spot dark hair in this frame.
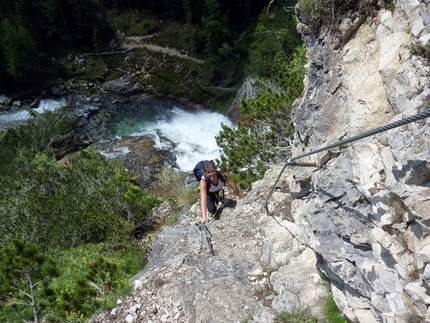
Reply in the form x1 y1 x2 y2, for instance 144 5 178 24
203 160 217 171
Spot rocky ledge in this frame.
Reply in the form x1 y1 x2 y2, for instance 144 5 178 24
91 167 330 323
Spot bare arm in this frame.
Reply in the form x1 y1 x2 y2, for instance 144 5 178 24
222 172 240 202
200 179 208 223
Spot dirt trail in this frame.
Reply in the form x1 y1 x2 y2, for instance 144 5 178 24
121 34 204 64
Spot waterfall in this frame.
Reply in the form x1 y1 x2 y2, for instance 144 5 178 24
136 107 232 171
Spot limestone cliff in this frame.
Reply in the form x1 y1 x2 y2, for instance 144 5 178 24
90 1 430 322
288 0 430 321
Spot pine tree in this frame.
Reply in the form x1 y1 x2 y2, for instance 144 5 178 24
0 239 58 323
216 44 306 188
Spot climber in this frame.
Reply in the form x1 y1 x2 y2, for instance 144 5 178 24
194 160 240 223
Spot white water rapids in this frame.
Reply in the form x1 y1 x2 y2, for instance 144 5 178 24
135 107 232 170
0 98 232 171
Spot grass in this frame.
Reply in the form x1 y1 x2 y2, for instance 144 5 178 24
323 296 348 323
410 40 430 60
50 242 148 316
408 263 421 279
241 312 254 323
273 295 347 323
275 306 317 323
151 165 189 206
162 211 179 226
186 185 200 206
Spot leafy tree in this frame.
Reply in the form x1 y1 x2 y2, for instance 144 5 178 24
216 44 306 188
0 239 59 323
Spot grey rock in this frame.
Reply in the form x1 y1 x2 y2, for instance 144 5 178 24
91 1 430 322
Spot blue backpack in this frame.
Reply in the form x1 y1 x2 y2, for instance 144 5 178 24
193 160 207 181
193 160 225 195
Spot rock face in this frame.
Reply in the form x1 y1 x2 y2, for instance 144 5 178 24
288 0 430 322
91 169 329 323
92 1 430 322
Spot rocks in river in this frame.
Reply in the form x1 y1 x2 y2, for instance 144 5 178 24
0 95 12 110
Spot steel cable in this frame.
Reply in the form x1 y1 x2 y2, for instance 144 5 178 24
261 109 430 206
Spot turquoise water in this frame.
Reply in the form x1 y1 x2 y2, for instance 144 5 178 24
0 98 233 171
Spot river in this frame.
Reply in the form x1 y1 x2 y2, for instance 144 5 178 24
0 97 233 172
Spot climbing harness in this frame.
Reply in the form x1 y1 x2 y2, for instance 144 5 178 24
261 109 430 207
195 223 214 255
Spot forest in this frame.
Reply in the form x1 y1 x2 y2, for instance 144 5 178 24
0 0 309 322
0 0 294 95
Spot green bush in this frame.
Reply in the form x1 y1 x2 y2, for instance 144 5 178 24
0 242 148 323
0 239 59 323
297 0 386 33
0 109 160 251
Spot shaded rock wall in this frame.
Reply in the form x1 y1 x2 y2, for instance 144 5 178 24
289 0 430 321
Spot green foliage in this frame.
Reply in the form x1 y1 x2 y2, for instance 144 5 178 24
186 185 201 206
216 44 306 188
218 42 233 58
201 0 231 56
275 306 317 323
0 18 40 81
0 108 160 251
0 146 156 250
0 106 75 177
248 7 301 77
408 263 421 279
272 45 307 97
59 256 118 316
297 0 361 32
323 296 348 323
409 40 430 60
381 0 396 12
44 243 147 321
0 239 59 323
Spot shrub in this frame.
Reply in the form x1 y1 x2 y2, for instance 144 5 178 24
0 109 160 251
216 44 306 188
297 0 362 32
0 239 59 323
